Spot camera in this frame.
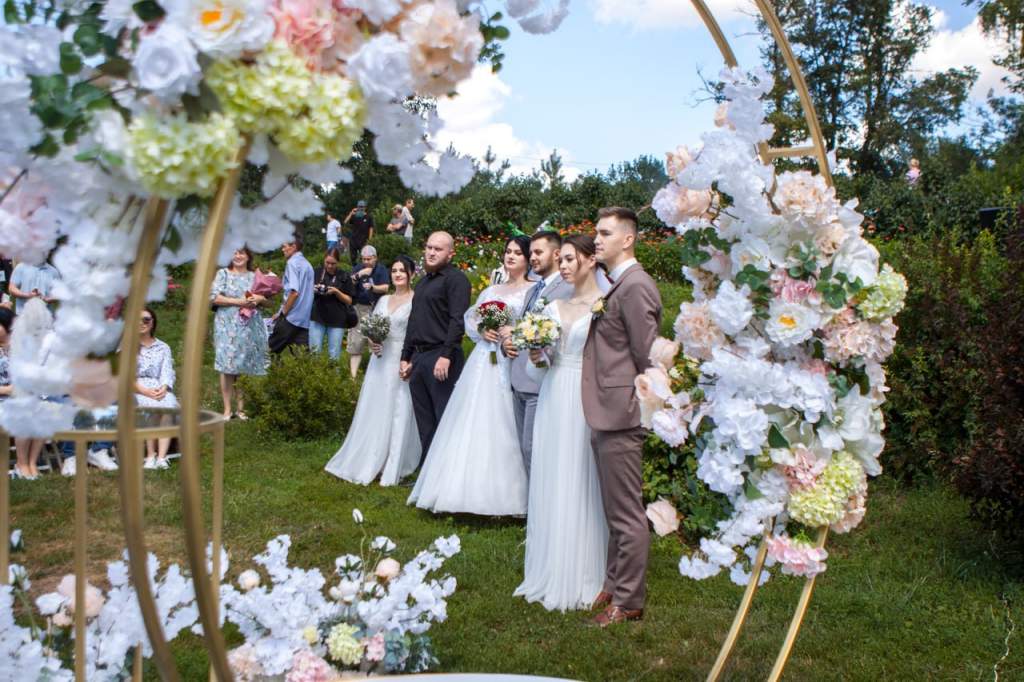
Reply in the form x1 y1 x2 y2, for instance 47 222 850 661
315 283 329 295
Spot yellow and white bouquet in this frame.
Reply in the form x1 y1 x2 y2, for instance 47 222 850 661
510 312 561 368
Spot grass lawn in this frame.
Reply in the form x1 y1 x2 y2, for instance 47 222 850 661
6 277 1024 680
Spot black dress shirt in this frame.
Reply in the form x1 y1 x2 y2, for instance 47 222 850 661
402 263 471 361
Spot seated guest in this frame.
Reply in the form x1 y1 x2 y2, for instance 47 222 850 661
135 307 177 470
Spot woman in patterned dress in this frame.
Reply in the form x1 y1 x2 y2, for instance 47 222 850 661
211 248 269 419
136 307 178 470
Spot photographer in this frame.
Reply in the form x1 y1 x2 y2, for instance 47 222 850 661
344 199 374 267
309 248 355 360
346 245 390 378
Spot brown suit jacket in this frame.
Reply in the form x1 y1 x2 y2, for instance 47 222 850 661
582 263 662 432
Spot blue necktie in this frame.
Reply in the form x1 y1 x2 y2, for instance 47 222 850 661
524 280 544 315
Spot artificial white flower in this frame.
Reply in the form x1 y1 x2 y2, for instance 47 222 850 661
237 569 260 592
133 23 202 103
765 299 821 347
352 509 364 524
371 536 396 553
709 280 753 336
830 235 879 287
347 33 414 102
175 0 275 58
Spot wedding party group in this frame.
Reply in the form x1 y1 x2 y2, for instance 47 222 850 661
326 207 663 626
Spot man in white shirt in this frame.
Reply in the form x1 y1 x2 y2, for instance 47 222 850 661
325 214 341 252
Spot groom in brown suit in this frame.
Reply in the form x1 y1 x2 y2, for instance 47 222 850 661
582 207 662 626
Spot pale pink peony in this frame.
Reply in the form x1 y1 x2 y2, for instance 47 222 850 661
399 0 483 97
635 366 672 428
823 315 897 365
783 444 826 491
831 490 867 533
228 643 266 682
766 535 828 578
645 498 681 536
649 336 680 370
56 574 105 619
286 649 341 682
68 358 118 409
780 275 817 304
363 633 386 662
374 557 401 581
651 407 692 447
0 173 58 264
773 170 838 228
321 10 365 70
665 145 694 177
814 222 848 258
271 0 336 69
673 301 725 361
652 182 714 227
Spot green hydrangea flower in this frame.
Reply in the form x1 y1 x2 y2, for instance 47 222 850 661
206 41 310 134
788 451 864 527
857 264 907 321
327 622 363 666
272 72 365 164
127 112 241 198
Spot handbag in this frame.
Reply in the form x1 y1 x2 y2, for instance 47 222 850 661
342 305 359 329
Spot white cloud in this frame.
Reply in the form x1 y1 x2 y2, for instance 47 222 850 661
914 10 1012 100
434 65 582 181
589 0 749 30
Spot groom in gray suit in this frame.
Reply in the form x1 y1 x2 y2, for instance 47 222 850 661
500 230 573 479
582 207 662 627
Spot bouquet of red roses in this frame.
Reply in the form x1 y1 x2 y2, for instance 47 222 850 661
476 300 513 364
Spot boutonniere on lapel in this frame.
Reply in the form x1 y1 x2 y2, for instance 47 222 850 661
591 297 607 320
532 296 550 313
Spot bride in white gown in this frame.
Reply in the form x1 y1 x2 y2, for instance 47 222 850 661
326 258 419 486
408 236 535 516
515 234 608 611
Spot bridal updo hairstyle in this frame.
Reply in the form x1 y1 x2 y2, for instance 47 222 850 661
562 234 596 259
390 255 416 281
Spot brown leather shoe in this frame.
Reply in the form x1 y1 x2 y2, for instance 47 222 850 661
591 605 644 627
591 591 613 610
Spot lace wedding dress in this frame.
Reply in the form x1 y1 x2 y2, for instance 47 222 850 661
407 283 531 516
325 295 419 486
514 301 608 611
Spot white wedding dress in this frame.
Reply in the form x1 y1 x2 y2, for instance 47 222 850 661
514 301 608 611
408 284 530 516
325 295 420 486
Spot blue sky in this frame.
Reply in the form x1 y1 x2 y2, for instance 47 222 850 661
436 1 1006 179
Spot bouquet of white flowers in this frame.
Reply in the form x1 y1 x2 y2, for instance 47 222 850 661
359 313 391 357
510 312 561 368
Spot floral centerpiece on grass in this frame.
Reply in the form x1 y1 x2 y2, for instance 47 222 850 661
643 68 907 583
221 509 461 679
0 0 568 440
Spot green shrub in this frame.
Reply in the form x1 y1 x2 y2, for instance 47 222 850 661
636 237 685 283
239 350 358 441
642 435 731 542
368 233 418 269
878 230 1008 483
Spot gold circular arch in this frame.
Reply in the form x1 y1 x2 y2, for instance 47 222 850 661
0 2 835 679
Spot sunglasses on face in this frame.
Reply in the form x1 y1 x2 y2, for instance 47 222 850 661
141 316 153 323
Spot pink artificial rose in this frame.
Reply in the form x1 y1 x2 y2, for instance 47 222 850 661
400 0 483 97
634 367 672 428
648 337 679 370
714 102 733 129
645 498 681 536
766 535 828 578
831 490 867 534
363 633 386 662
651 407 691 447
286 649 339 682
780 275 817 304
68 358 118 409
271 0 334 69
374 557 401 581
665 145 694 177
673 301 725 361
652 182 714 227
229 644 266 682
815 222 848 258
57 574 105 619
783 444 826 491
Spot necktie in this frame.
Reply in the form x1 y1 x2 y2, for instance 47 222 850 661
524 280 544 314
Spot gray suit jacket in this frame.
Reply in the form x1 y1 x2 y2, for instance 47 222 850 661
581 263 662 432
509 274 573 394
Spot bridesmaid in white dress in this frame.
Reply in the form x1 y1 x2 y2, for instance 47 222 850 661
515 234 608 611
325 257 420 486
408 236 535 516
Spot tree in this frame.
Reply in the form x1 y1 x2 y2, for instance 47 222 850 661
759 0 977 175
539 149 565 188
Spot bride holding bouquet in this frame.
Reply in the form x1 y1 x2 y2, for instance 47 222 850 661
408 236 535 516
325 257 419 486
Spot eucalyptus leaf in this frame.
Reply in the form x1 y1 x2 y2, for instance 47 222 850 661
767 423 789 449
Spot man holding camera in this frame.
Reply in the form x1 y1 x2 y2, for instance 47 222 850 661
344 199 374 267
346 244 390 378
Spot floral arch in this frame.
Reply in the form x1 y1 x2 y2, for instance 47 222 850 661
0 0 904 680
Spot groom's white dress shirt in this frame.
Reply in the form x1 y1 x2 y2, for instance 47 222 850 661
608 257 638 283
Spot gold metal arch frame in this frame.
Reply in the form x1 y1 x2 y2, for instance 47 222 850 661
0 2 834 680
691 1 832 680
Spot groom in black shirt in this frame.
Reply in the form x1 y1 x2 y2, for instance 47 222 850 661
400 231 471 463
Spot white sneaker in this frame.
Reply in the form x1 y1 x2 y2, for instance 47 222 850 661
87 449 118 471
143 458 157 470
156 458 170 470
61 458 76 477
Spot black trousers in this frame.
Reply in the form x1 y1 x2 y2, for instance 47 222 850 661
268 317 309 355
408 347 464 465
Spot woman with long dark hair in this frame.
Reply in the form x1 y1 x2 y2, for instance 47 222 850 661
326 256 418 485
408 235 535 516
